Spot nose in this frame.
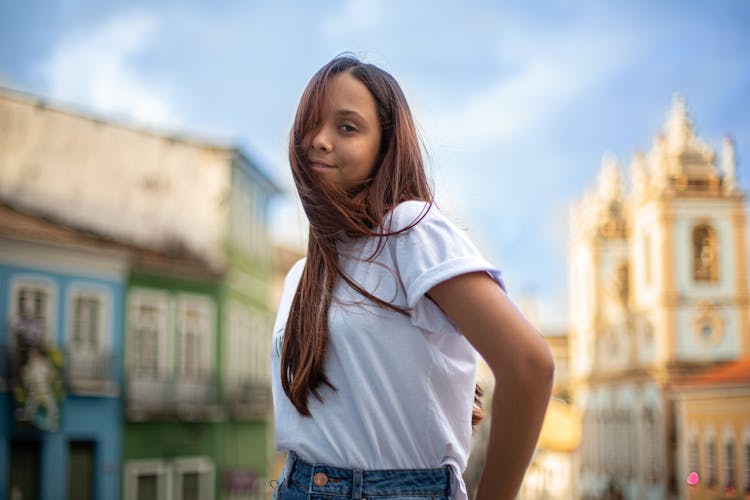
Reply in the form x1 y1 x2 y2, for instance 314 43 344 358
311 126 332 152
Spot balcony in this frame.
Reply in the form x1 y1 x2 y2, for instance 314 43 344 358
127 374 223 421
1 345 119 396
65 350 119 396
224 379 271 419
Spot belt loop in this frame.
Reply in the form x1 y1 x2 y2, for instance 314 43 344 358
445 465 455 497
352 469 363 499
283 451 297 487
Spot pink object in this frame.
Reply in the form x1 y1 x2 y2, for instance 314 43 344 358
686 471 700 486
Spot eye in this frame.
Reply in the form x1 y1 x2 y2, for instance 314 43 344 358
339 123 357 133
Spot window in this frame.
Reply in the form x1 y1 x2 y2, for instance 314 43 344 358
128 291 168 379
226 306 269 385
725 440 736 491
125 460 169 500
175 296 214 380
614 263 629 305
627 411 637 478
643 407 659 481
67 286 113 384
68 287 110 354
693 224 718 282
688 434 699 474
10 277 56 345
706 435 717 487
173 458 214 500
72 295 100 351
125 458 214 500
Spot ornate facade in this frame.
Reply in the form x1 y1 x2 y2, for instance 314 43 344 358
569 96 748 499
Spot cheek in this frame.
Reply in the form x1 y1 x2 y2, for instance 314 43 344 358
360 136 382 169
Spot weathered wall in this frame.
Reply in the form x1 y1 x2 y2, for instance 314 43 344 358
0 91 231 269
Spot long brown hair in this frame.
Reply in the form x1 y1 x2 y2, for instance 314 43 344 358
282 54 483 428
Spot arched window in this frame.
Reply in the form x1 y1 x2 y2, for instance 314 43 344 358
693 224 719 282
614 262 629 306
688 433 699 474
724 439 736 492
706 435 717 487
643 407 660 482
594 410 602 474
627 410 637 478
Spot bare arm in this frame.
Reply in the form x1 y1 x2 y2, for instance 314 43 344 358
428 272 554 500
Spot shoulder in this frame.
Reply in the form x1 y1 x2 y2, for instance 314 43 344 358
284 258 306 287
385 200 443 233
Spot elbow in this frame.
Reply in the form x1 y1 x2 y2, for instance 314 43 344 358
515 336 556 392
527 341 554 387
540 347 555 390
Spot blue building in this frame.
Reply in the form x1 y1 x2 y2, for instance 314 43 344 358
0 203 127 500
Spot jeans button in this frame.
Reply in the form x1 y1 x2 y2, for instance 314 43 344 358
313 472 329 486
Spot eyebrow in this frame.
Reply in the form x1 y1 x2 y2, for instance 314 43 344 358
334 109 365 120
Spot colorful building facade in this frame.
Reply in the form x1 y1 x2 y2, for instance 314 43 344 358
673 357 750 499
0 87 280 500
0 203 127 500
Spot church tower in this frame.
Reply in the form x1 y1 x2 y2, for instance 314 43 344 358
630 95 748 371
569 154 631 380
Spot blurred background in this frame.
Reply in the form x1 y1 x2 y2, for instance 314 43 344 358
0 1 749 499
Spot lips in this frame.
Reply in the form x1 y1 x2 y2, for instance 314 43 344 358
309 159 336 171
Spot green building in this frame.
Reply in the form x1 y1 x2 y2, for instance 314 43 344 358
0 88 282 500
123 152 281 500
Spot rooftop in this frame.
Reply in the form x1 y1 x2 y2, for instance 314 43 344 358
0 201 219 280
678 357 750 388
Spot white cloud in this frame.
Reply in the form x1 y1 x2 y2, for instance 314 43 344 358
35 11 179 127
422 25 638 152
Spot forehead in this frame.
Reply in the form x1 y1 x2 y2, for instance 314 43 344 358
322 71 379 121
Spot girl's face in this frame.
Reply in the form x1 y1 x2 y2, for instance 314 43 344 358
303 71 382 192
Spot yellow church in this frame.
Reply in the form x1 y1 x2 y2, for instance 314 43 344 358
568 95 749 499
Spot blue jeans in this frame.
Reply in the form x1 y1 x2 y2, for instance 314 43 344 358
272 451 455 499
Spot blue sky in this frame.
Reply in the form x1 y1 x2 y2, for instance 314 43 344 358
2 0 749 329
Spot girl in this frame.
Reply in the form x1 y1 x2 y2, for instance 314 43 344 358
271 54 554 500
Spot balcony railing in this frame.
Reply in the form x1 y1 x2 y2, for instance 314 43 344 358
224 380 272 418
127 374 222 421
0 345 119 396
65 350 119 396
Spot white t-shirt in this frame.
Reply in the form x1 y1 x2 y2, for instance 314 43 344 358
270 200 505 500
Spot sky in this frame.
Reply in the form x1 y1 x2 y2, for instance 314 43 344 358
1 0 749 330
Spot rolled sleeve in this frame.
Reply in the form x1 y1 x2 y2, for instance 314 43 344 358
390 201 506 334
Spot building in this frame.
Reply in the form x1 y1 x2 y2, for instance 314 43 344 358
672 357 750 499
568 95 748 499
0 87 281 500
0 203 128 500
519 327 582 500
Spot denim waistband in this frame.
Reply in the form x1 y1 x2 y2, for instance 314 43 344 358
282 451 454 499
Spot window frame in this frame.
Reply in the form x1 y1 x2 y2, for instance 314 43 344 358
9 275 58 345
172 457 215 500
124 459 171 500
174 294 215 381
66 283 111 355
127 288 170 379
